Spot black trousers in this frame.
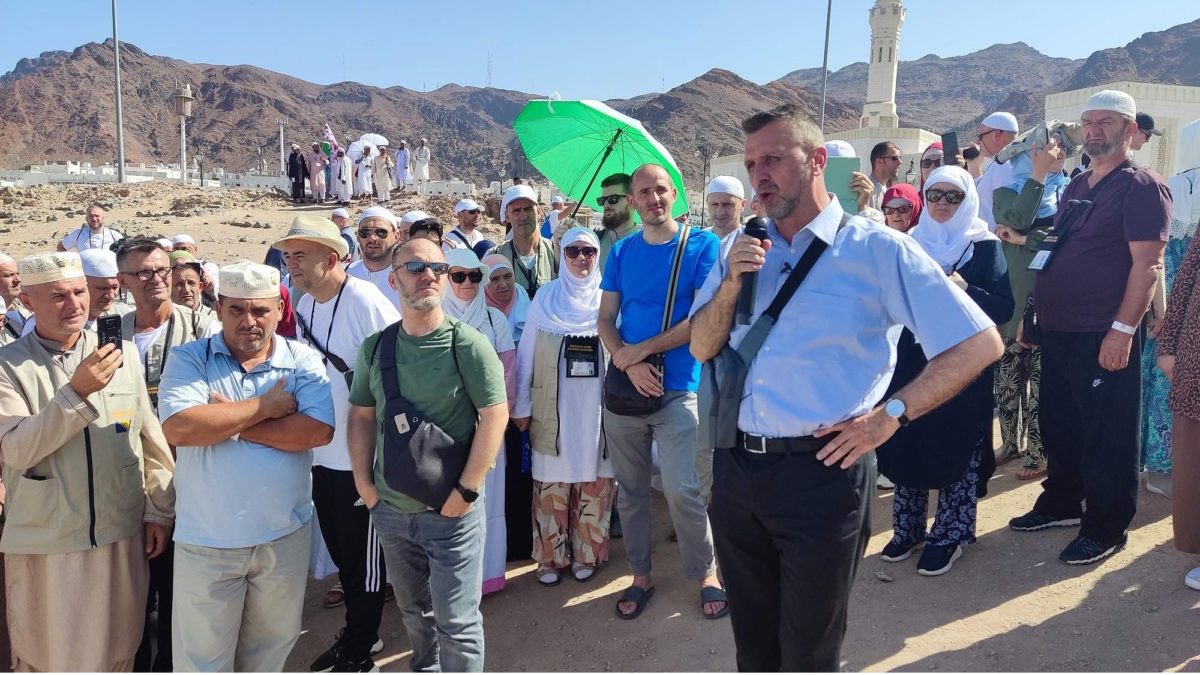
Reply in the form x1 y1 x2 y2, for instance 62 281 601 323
1034 330 1141 543
290 178 305 200
503 422 535 561
133 543 173 672
313 466 387 660
709 444 873 672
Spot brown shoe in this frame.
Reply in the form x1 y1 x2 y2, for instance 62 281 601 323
323 583 345 609
384 583 394 602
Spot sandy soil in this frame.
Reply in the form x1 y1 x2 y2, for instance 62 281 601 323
3 183 1197 672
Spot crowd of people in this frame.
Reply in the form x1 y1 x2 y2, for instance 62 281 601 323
0 88 1197 673
287 139 433 205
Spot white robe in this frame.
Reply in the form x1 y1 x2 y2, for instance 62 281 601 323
394 148 412 184
333 156 352 202
414 146 431 180
354 155 374 196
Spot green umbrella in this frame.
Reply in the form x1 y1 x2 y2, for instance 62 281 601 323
513 99 689 220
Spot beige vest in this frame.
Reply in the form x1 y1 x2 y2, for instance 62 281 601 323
122 303 213 407
0 331 153 554
528 330 608 456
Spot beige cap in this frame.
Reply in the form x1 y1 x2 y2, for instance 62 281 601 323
219 260 280 299
272 214 350 258
20 252 84 286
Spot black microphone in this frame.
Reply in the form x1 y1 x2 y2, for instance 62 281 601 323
737 217 769 325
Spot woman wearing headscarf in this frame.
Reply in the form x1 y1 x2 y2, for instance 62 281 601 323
881 183 923 233
1148 119 1200 505
443 248 518 595
512 227 615 586
877 165 1013 576
1156 118 1200 590
482 254 531 344
919 142 943 188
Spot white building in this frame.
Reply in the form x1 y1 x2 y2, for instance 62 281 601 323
1044 81 1200 177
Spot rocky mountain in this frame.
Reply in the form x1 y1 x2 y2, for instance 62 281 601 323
1057 18 1200 90
778 42 1083 133
0 43 854 192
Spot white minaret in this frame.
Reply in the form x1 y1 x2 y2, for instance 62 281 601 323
861 0 904 129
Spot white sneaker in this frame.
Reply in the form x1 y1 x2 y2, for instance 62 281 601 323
1186 566 1200 591
1146 473 1173 499
877 474 895 490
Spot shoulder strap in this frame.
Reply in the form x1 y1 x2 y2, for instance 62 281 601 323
378 323 402 401
735 215 844 362
449 230 471 247
296 307 353 374
660 225 691 333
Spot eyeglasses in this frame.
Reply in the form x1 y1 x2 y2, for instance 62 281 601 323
920 158 942 170
977 129 1003 142
882 204 913 216
395 261 449 276
449 270 484 284
121 267 171 281
357 227 391 239
564 246 598 260
596 194 626 207
924 189 966 205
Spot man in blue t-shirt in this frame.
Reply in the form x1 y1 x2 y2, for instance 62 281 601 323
598 163 727 621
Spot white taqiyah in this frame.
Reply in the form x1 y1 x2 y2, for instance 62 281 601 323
219 260 280 299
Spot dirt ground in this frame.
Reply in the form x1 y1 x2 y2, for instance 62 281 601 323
2 183 1197 672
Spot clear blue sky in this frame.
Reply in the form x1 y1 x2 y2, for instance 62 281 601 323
2 1 1196 100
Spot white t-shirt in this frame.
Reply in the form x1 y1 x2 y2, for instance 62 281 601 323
133 322 169 361
975 158 1013 233
346 260 402 314
443 227 483 251
60 225 124 252
295 276 401 470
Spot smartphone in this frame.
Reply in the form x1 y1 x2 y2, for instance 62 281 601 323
96 315 123 354
940 132 960 168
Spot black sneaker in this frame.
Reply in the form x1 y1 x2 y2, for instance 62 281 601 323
1008 510 1082 531
880 537 924 562
1059 535 1126 566
331 654 380 673
311 631 384 672
917 543 963 576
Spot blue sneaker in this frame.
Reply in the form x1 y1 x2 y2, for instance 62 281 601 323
917 543 963 576
1059 535 1126 565
880 537 923 562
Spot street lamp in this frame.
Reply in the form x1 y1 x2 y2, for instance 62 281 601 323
695 145 712 227
173 83 194 184
905 159 917 186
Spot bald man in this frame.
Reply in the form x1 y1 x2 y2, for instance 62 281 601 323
0 253 27 346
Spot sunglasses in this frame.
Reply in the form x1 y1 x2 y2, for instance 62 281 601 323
564 246 598 260
357 227 391 239
884 155 902 162
121 267 171 281
596 194 626 207
396 261 449 276
882 204 913 216
460 209 481 215
449 270 484 284
920 158 942 169
925 189 966 205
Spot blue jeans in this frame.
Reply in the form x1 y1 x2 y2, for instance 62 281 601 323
370 500 485 672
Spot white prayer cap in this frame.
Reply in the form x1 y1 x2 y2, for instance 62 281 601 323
455 198 482 214
331 207 350 220
823 140 857 158
358 205 398 227
705 176 745 200
79 249 118 278
19 252 84 286
219 260 280 299
156 237 173 250
171 234 195 245
1082 89 1136 118
272 214 350 258
0 253 15 265
400 210 431 225
551 195 565 205
980 111 1019 133
291 143 300 149
500 185 538 222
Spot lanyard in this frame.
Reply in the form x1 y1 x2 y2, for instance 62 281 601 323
143 314 177 386
308 278 347 364
511 242 540 295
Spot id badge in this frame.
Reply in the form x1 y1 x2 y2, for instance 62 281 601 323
564 335 600 378
1027 234 1059 271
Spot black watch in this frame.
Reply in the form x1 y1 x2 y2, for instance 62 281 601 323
455 482 480 503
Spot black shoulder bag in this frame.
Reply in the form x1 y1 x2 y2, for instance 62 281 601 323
376 322 471 509
603 225 691 416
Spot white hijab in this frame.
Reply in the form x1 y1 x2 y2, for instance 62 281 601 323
443 248 491 331
1169 118 1200 240
525 227 602 336
912 165 998 272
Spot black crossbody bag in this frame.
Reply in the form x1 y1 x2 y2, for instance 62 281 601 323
604 225 691 416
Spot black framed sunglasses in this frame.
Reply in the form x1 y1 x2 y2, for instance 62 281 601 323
449 270 484 284
924 188 966 205
596 194 626 207
121 267 171 281
920 158 942 170
564 246 598 260
396 261 449 276
882 204 913 216
357 227 391 239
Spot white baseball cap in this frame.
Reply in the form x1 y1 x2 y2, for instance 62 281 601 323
980 111 1020 133
454 198 482 214
1082 89 1137 119
551 195 565 205
705 176 746 200
500 185 538 222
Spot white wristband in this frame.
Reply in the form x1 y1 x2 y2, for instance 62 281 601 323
1111 321 1137 336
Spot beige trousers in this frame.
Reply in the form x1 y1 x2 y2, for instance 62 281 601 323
172 522 311 672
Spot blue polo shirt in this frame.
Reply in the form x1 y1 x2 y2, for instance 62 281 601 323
158 333 334 548
601 226 719 392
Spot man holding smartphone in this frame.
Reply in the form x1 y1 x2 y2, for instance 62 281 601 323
0 251 175 672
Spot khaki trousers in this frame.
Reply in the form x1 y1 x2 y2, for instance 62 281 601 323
172 522 311 672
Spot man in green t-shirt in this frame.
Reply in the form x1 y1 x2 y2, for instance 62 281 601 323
346 237 507 672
